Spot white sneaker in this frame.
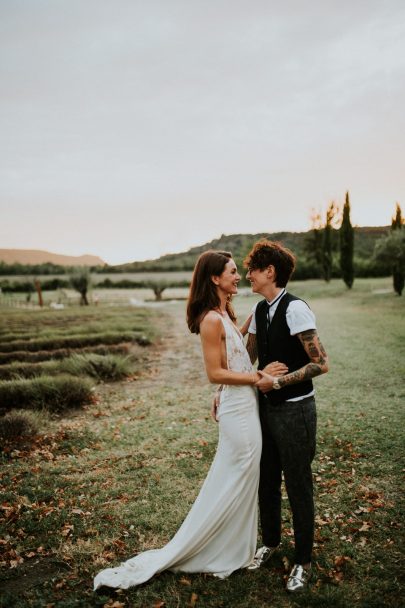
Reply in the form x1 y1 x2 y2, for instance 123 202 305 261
286 564 311 592
247 545 278 570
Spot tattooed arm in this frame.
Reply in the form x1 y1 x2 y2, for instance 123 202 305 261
256 329 329 393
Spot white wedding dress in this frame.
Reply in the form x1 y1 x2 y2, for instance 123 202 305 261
94 313 261 590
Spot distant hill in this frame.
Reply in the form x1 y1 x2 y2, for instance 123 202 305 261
0 249 105 267
113 226 389 272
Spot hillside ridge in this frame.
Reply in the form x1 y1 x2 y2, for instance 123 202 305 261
0 249 105 266
115 226 389 271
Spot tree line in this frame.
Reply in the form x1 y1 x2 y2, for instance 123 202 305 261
304 196 404 295
1 199 404 301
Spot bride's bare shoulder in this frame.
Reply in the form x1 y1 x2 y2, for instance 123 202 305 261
200 310 223 335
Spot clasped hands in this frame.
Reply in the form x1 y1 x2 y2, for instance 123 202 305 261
254 361 288 393
211 361 288 422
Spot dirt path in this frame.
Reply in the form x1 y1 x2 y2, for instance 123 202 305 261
143 302 207 388
94 302 210 414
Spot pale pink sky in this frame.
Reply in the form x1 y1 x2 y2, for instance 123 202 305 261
1 1 404 264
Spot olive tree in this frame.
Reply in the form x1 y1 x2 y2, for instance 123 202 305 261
70 268 91 305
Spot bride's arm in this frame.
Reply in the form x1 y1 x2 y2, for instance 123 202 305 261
200 314 259 386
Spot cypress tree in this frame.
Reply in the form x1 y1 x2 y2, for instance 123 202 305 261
391 202 404 295
322 202 337 282
339 191 354 288
303 210 323 278
392 202 403 230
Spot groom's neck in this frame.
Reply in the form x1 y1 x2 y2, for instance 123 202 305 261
259 284 283 302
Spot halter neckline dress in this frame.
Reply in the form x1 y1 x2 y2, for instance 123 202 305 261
94 313 261 590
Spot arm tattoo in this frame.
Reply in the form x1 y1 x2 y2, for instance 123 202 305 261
246 334 258 364
299 329 317 342
278 329 328 388
278 363 322 388
298 331 327 366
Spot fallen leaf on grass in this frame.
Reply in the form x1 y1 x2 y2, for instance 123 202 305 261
354 506 371 514
71 508 86 515
25 551 36 558
179 577 192 585
358 522 371 532
334 555 352 569
315 515 330 526
61 524 74 537
188 593 198 607
331 571 344 584
153 601 165 608
93 410 110 418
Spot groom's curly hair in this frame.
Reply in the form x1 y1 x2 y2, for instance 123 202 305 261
243 240 296 287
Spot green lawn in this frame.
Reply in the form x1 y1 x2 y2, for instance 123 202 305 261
0 278 403 607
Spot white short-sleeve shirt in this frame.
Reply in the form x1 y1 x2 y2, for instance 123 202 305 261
248 289 316 400
248 290 316 335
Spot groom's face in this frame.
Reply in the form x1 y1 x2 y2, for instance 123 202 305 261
246 267 270 294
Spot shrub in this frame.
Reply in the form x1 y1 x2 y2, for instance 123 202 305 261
0 343 130 365
0 353 135 381
374 229 405 295
0 331 150 354
0 374 94 412
61 353 134 381
0 361 56 380
0 410 40 441
0 280 35 294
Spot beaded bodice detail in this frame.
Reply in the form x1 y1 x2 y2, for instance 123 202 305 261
217 313 253 374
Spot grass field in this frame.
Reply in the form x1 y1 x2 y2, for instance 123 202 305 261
0 306 156 418
0 278 404 607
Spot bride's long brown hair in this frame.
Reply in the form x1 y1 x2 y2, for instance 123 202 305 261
187 250 237 334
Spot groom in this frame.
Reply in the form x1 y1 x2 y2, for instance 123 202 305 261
244 239 329 592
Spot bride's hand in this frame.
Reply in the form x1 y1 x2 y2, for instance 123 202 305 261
263 361 288 376
211 390 220 423
255 370 275 393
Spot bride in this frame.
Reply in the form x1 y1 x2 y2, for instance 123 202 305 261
94 250 286 590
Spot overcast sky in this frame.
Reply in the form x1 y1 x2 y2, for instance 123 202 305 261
1 0 404 264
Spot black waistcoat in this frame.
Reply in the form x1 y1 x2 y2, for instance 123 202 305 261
255 292 313 405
